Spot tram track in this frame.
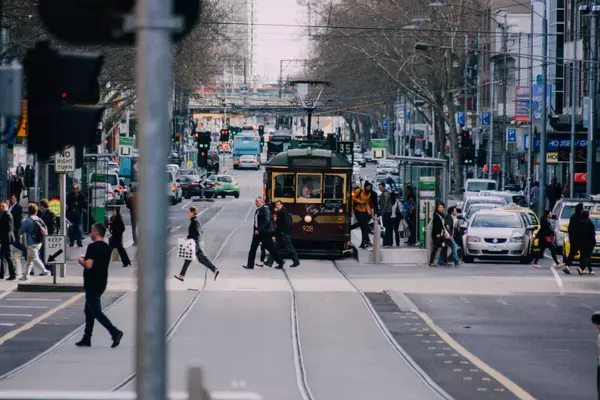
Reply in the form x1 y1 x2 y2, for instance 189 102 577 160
112 202 255 391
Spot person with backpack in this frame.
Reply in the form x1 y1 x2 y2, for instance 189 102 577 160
266 200 300 268
18 204 51 280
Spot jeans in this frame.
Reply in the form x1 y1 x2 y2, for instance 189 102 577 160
25 244 49 275
83 292 119 339
438 238 459 265
355 211 371 245
68 214 83 246
267 233 300 266
179 247 216 276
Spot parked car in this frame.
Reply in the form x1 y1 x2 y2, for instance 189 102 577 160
376 160 398 176
167 170 183 205
354 153 366 167
478 190 527 207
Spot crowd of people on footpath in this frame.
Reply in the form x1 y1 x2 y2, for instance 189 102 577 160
351 180 418 250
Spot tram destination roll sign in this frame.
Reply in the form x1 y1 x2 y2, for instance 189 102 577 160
290 157 329 168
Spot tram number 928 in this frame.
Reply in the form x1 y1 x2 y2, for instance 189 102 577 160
302 225 314 233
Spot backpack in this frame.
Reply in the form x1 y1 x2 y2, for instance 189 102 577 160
30 217 48 243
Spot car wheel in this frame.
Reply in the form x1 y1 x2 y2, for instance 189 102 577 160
463 255 474 263
221 194 226 198
170 196 177 206
234 193 239 199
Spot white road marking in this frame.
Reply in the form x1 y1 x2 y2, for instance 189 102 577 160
181 200 193 210
545 300 558 308
0 314 33 317
549 267 565 295
496 299 509 306
0 306 47 309
0 323 15 327
5 298 62 302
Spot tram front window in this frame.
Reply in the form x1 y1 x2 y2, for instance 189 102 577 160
296 174 322 201
324 175 345 200
273 173 295 199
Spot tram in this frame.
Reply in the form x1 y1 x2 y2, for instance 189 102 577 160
264 146 354 257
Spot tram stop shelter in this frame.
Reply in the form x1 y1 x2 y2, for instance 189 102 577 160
360 156 449 265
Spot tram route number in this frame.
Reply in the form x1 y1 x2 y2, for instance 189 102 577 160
302 225 314 232
338 141 354 155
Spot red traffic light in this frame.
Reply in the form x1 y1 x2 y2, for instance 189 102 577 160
201 152 205 157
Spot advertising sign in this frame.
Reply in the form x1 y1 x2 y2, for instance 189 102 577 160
514 86 530 122
532 84 552 120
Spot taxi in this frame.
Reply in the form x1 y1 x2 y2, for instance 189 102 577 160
498 203 541 255
561 206 600 262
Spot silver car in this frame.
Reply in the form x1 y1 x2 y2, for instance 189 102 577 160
462 209 536 263
551 198 597 250
238 154 260 170
376 161 398 176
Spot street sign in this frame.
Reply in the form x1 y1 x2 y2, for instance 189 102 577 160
506 128 517 143
536 74 543 85
481 112 490 126
523 133 529 150
457 112 465 125
54 146 75 173
405 111 411 121
119 137 134 158
43 235 66 264
382 119 388 129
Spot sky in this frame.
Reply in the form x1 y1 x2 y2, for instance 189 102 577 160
254 0 309 84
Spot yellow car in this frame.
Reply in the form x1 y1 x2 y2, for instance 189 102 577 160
499 204 541 255
561 214 600 262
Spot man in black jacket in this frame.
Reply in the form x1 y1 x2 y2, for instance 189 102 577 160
563 202 584 274
8 194 24 253
267 201 300 267
0 201 16 280
66 184 87 247
38 199 57 273
243 197 284 269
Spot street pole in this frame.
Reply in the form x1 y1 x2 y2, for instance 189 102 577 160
33 156 39 201
475 31 482 179
570 19 578 198
135 0 173 399
527 3 534 204
539 2 548 217
501 16 508 190
0 28 9 201
402 97 407 156
57 173 67 282
489 60 495 179
587 8 599 196
464 33 468 180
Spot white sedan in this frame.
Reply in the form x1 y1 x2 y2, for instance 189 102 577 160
238 155 260 170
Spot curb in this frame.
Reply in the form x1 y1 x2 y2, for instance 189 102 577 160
17 283 84 293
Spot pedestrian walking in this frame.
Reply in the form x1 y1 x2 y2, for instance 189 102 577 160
429 202 447 266
563 202 584 274
0 201 16 280
8 194 24 254
530 182 540 211
174 206 219 282
125 191 137 245
352 181 374 248
18 204 51 280
438 206 460 266
75 223 123 348
403 195 417 246
108 208 131 268
66 184 87 247
242 197 284 270
378 183 393 247
266 200 300 268
532 210 563 269
390 192 403 247
577 211 596 275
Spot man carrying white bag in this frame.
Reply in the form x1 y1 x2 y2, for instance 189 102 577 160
174 206 220 282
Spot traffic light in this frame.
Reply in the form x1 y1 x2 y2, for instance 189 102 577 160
38 0 201 46
520 154 526 165
463 148 475 166
197 132 211 168
25 41 104 160
461 130 472 149
258 125 265 136
220 129 229 142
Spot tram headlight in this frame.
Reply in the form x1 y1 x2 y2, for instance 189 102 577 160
304 215 312 223
338 209 343 213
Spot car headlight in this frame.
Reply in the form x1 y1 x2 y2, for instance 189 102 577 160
510 236 524 243
466 236 480 242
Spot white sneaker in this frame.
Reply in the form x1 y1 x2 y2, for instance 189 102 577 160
19 276 28 281
41 271 52 276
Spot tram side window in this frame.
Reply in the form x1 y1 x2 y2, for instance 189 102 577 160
274 174 295 199
297 175 322 199
324 175 345 200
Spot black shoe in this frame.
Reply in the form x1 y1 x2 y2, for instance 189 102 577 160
264 263 273 268
75 338 91 347
77 244 83 248
242 265 254 270
213 270 220 281
275 261 285 269
291 263 300 268
69 243 74 247
6 276 15 281
122 263 131 268
111 330 123 348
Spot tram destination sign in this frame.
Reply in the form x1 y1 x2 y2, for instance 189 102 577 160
289 157 330 168
324 200 343 209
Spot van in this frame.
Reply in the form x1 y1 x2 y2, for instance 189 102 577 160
463 179 497 200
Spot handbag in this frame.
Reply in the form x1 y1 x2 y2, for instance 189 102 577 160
437 214 451 240
111 248 120 262
177 238 196 260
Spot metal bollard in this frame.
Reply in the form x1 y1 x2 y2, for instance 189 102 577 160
592 313 600 400
373 219 381 264
187 366 211 400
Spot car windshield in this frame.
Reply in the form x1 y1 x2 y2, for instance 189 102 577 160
217 176 233 183
379 163 396 168
560 205 588 219
525 212 539 226
167 172 173 182
466 181 497 192
467 204 498 219
181 176 200 183
472 213 523 228
466 198 505 210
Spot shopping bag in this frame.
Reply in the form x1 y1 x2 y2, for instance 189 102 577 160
177 238 196 260
111 248 120 262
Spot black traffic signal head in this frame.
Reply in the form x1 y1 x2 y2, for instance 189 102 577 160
25 41 104 160
39 0 202 45
220 129 229 142
258 125 264 135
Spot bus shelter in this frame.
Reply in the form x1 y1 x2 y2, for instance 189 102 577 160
390 156 449 247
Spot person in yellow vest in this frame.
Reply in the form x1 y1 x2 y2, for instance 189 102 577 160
352 181 374 248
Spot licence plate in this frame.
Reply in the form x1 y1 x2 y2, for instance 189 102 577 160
243 140 250 144
488 246 502 252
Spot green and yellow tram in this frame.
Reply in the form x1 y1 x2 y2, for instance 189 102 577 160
264 147 354 257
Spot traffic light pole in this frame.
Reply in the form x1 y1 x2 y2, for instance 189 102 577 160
0 28 9 201
134 0 175 399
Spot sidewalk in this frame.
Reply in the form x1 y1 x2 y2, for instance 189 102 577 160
351 229 427 265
